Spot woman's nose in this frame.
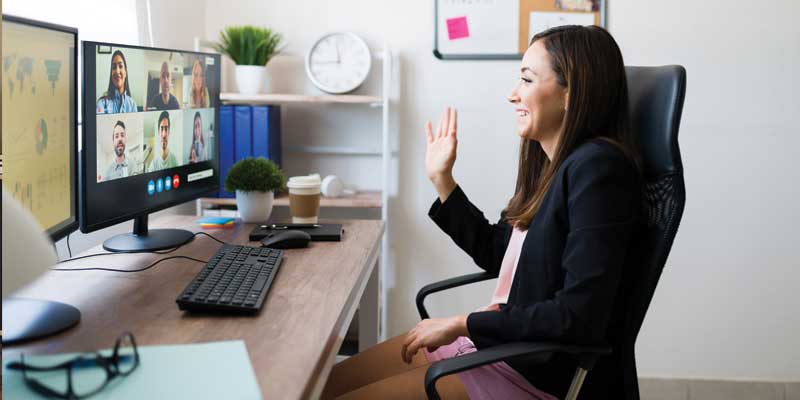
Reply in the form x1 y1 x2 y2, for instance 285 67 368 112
507 93 520 104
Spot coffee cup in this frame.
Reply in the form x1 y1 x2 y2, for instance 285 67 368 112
287 175 321 224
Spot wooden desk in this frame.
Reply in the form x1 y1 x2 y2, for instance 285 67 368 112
3 215 383 399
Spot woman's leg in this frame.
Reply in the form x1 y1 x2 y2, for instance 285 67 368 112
321 332 429 399
335 365 469 400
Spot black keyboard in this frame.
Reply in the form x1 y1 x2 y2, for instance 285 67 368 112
176 244 283 313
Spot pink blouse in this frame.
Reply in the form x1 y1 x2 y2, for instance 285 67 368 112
482 226 528 311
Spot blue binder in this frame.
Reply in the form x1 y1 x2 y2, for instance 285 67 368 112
216 105 282 198
234 105 253 162
252 105 282 167
218 105 235 198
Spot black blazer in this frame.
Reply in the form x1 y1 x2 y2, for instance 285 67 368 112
428 138 643 399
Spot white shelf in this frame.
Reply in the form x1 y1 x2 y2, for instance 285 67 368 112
199 191 382 209
220 93 383 106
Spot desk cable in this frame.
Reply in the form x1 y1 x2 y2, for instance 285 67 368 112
51 231 231 273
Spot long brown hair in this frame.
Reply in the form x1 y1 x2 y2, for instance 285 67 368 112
504 25 641 229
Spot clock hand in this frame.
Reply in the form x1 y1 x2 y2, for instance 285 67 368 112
335 41 341 64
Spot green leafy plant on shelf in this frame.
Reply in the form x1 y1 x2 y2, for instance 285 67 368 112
213 25 284 66
224 157 286 193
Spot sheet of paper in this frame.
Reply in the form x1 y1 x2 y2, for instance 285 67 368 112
3 340 262 400
529 11 596 42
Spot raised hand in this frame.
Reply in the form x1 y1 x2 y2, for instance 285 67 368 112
425 107 459 201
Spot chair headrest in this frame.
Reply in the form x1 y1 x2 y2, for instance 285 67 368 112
626 65 687 179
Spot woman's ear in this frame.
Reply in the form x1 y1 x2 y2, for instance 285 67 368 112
563 88 569 111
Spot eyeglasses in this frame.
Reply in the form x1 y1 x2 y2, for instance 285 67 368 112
6 332 140 399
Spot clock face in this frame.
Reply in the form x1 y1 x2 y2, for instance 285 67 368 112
305 32 372 94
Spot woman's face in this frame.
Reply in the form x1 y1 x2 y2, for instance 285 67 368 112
192 62 204 91
508 40 567 143
111 54 126 92
194 117 202 139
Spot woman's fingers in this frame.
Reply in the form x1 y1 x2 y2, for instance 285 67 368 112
405 338 423 364
443 107 451 138
425 121 434 144
438 108 448 139
448 108 458 139
401 331 416 363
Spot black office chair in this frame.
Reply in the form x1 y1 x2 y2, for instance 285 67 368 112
416 65 687 400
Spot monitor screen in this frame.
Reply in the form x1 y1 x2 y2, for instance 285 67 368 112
81 42 220 233
1 15 78 241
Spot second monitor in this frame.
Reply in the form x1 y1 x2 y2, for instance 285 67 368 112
81 42 221 252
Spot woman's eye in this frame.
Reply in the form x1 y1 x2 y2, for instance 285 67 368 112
520 77 532 84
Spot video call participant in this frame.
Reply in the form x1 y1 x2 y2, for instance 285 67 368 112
189 112 206 163
96 50 138 114
148 111 178 172
103 121 133 181
189 59 210 108
147 62 181 110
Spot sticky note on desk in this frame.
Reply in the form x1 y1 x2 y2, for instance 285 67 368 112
446 16 470 40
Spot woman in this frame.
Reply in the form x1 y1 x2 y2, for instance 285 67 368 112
189 111 205 163
189 58 210 108
96 50 138 114
321 25 643 400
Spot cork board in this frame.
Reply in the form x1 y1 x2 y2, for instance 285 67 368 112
434 0 606 60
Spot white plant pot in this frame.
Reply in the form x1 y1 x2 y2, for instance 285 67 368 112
235 65 268 94
235 190 274 223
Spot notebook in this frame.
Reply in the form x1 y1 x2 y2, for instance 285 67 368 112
2 340 261 399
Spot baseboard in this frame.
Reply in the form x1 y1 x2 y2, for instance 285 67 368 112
639 377 800 400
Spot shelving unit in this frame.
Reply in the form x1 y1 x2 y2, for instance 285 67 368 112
195 40 393 340
197 190 382 214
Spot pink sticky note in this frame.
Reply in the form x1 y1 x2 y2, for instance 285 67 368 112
446 16 470 40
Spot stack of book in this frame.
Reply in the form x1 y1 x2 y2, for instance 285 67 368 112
196 217 236 229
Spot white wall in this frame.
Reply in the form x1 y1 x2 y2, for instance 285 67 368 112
203 0 800 381
612 1 800 380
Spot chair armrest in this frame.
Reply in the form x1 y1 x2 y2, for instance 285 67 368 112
424 341 611 400
416 272 497 319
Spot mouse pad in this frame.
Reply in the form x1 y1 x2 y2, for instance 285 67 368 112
249 224 343 242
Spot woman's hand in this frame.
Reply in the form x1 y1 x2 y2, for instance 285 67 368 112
401 314 468 364
425 107 458 202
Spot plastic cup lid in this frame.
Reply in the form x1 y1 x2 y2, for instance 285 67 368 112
287 175 321 188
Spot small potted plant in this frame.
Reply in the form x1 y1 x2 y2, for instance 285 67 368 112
225 157 286 223
213 25 283 94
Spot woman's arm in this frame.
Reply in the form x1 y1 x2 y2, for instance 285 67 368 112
466 152 641 347
429 185 512 275
425 107 512 274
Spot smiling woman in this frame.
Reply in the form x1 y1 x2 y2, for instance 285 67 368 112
321 24 643 400
96 50 138 114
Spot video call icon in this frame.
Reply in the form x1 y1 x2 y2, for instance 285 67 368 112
148 180 155 195
164 176 172 191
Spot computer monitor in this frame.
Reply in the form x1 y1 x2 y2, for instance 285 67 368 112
1 15 78 241
2 14 81 344
80 41 220 252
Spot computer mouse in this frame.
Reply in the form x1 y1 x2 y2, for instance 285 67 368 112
260 230 311 249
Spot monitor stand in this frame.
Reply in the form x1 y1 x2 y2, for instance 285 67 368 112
2 298 81 345
103 214 194 252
